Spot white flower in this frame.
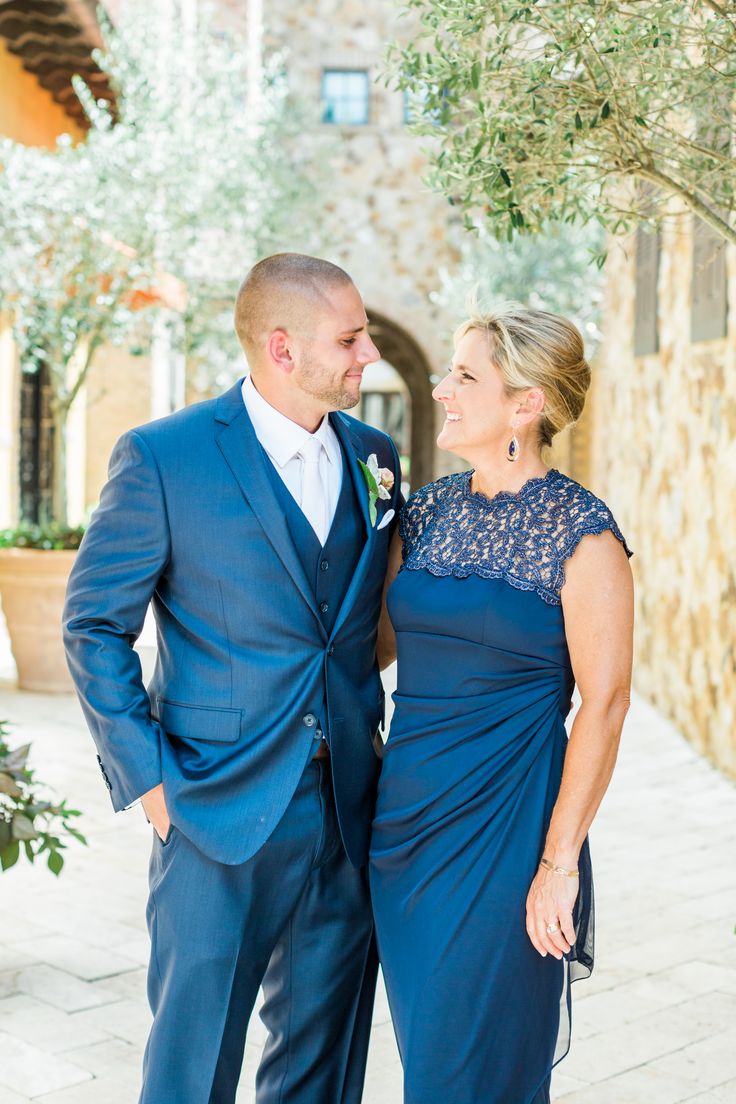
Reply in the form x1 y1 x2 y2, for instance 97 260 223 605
366 453 394 500
359 454 396 527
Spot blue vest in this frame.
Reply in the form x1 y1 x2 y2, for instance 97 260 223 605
260 440 366 739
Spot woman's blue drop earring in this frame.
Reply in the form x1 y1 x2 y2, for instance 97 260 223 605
506 431 520 462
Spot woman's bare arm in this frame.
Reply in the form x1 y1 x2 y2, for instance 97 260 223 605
526 529 634 959
377 531 404 671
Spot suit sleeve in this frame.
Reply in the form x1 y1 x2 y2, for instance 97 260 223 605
62 430 170 811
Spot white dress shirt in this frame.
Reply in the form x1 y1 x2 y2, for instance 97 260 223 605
241 375 343 543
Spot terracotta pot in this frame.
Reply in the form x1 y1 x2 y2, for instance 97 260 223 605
0 548 77 692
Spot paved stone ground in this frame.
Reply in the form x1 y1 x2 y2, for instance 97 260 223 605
0 663 734 1102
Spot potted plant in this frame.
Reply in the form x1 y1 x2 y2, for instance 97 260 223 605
0 719 86 875
0 525 86 692
0 3 319 691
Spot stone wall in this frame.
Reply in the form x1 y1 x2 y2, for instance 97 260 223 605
591 208 736 776
259 0 460 484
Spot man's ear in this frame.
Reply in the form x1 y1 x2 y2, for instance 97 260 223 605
267 329 295 374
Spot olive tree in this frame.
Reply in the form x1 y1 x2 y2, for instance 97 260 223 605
391 1 736 247
0 2 319 527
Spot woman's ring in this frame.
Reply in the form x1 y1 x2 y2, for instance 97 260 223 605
546 922 559 934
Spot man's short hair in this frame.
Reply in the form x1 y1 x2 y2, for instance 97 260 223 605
234 253 353 361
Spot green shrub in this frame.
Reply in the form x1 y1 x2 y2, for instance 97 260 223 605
0 524 86 551
0 720 87 875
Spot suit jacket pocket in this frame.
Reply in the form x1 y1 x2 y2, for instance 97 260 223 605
157 699 242 743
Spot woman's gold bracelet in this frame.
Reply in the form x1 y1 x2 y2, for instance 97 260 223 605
539 857 579 878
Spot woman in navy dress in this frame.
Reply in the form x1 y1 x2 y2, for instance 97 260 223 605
370 304 634 1104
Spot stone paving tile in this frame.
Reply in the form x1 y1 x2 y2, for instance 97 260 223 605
34 1079 136 1104
10 936 140 983
23 909 142 953
556 1064 696 1103
88 966 147 1003
0 1090 31 1104
0 681 734 1103
234 1041 263 1103
677 888 736 924
570 963 631 999
61 1037 140 1078
0 949 37 974
6 964 119 1013
0 994 111 1053
685 1081 736 1103
563 992 736 1085
363 1021 404 1103
645 1028 736 1097
0 912 54 946
0 1032 91 1098
109 936 150 967
71 998 153 1050
372 968 392 1026
552 1072 590 1096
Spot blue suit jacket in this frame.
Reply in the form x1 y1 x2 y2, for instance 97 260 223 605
63 380 402 866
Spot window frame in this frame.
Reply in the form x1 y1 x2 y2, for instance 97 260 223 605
320 68 370 127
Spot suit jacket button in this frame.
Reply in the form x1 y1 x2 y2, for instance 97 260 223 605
319 601 329 613
327 644 335 655
303 714 316 728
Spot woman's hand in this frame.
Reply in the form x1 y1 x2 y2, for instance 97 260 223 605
525 863 579 959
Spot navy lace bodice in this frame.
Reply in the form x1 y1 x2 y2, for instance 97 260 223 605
399 468 632 606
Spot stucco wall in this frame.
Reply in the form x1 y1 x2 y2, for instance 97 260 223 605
0 37 82 147
81 347 153 516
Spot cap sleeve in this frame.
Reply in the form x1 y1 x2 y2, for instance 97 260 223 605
558 491 633 590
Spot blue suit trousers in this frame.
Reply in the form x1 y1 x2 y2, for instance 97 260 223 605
140 759 377 1103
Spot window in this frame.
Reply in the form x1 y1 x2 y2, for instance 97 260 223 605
691 216 728 343
404 88 432 125
404 85 449 126
19 365 54 524
633 184 659 357
633 225 659 357
691 102 730 342
321 70 369 125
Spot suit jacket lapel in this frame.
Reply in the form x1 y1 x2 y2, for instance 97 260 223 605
328 413 377 641
214 382 325 634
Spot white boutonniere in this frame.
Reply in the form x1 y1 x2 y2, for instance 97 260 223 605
358 453 395 527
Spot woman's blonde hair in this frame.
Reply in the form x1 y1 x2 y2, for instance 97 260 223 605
455 298 591 449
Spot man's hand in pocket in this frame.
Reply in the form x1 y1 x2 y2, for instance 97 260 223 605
141 782 171 842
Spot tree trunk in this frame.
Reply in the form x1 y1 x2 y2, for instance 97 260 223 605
50 402 68 529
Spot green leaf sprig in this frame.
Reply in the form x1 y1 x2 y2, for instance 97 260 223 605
0 720 87 875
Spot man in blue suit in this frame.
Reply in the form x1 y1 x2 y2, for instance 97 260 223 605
63 254 402 1103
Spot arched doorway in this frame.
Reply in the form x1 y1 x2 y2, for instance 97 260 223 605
362 312 436 492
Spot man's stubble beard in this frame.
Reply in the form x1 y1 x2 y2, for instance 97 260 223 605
296 354 361 412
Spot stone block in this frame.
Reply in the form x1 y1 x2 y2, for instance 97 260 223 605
0 1033 91 1098
0 995 111 1053
11 964 118 1013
